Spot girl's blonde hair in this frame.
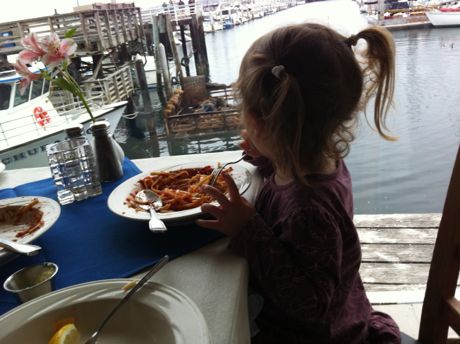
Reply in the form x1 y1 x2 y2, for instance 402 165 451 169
235 23 395 181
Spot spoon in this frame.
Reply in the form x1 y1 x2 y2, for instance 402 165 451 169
84 255 169 344
0 238 42 256
135 190 167 233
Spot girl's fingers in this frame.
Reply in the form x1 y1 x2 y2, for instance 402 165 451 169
202 185 230 207
196 218 221 230
223 173 241 202
201 203 223 218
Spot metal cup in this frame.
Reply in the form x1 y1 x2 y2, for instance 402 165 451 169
3 262 58 303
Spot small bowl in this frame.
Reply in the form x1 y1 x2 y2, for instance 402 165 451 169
3 262 58 303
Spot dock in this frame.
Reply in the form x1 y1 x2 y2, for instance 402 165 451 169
0 3 144 55
356 213 445 304
379 14 432 31
0 3 146 92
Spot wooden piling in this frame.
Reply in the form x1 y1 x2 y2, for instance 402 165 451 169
189 14 209 79
135 59 154 114
151 15 164 96
92 54 104 79
179 25 191 76
158 43 172 99
164 14 183 85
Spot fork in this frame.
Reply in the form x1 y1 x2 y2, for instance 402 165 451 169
84 255 169 344
0 238 41 256
208 153 247 187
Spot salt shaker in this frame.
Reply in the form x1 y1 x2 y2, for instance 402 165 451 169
90 121 123 182
65 124 85 139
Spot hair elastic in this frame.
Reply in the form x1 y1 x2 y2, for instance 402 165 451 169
345 34 359 48
271 65 285 79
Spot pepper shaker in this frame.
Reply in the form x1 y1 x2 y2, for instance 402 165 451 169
90 121 123 182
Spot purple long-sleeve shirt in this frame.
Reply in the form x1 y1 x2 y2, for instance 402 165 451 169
229 159 400 343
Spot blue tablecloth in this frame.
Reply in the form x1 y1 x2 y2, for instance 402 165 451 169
0 158 222 315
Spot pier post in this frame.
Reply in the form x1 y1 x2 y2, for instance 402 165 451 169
189 14 209 79
377 0 385 22
165 14 183 85
92 54 104 79
151 15 163 94
179 25 191 77
152 14 172 100
135 59 154 114
158 43 172 99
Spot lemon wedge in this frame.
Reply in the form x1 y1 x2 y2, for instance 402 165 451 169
48 323 81 344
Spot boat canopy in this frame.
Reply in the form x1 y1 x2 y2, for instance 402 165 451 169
0 70 21 84
0 75 50 111
0 64 42 84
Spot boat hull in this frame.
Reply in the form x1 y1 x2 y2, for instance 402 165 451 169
0 102 126 170
426 11 460 26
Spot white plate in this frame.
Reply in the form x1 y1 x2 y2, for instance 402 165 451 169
108 162 252 223
0 280 210 344
0 196 61 262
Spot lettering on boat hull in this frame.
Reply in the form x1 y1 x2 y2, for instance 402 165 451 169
0 136 66 169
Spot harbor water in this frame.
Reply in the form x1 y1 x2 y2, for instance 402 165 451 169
116 1 460 215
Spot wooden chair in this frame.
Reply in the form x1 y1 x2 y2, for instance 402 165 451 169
419 144 460 343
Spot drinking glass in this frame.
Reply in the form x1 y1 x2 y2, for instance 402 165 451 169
46 138 101 205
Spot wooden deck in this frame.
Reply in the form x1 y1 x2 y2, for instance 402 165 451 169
356 213 442 303
355 213 460 341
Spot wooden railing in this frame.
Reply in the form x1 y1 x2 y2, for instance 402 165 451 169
139 0 297 24
47 63 134 120
82 63 135 104
0 4 144 55
141 4 200 24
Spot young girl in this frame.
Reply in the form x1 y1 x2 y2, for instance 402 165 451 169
197 23 401 343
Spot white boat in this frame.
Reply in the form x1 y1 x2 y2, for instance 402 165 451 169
220 6 240 28
426 8 460 26
203 13 224 32
0 64 134 170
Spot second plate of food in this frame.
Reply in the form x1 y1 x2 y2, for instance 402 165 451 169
0 196 61 264
107 161 252 223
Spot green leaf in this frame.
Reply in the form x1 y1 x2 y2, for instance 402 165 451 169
64 28 77 38
52 77 75 94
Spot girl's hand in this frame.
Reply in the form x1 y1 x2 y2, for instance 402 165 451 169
240 129 261 158
196 173 256 236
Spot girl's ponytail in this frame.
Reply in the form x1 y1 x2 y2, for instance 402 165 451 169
354 26 396 140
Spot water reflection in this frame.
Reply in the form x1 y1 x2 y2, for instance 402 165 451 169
116 101 241 159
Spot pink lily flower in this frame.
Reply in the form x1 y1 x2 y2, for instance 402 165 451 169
14 60 40 95
18 33 45 64
41 32 77 68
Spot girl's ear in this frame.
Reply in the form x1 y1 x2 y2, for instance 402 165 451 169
253 117 267 137
243 111 265 138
